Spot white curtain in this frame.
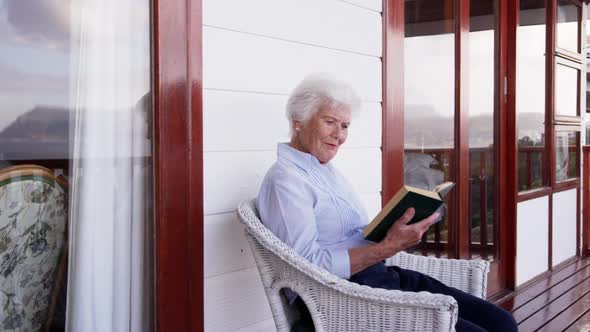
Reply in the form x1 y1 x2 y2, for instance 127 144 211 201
66 0 152 331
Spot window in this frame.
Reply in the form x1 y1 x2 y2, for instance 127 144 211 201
517 0 547 192
553 0 582 184
469 0 498 260
555 130 580 182
404 0 455 256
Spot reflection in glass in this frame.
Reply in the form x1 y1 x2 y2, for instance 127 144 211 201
404 0 455 257
469 0 497 261
0 1 71 329
555 64 579 117
0 0 153 330
555 131 579 181
557 0 579 53
517 0 547 191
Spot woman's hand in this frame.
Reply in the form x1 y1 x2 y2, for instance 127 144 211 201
377 208 440 257
348 208 440 275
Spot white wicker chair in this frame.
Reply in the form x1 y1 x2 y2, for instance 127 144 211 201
237 199 490 332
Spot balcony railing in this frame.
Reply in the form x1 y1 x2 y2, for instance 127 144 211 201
404 145 575 259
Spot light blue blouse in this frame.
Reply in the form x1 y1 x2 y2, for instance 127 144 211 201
257 143 373 279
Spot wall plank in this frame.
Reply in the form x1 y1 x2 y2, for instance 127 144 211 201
203 89 381 151
204 151 275 215
340 0 382 12
332 147 382 193
202 2 383 330
204 193 381 277
359 192 382 220
516 197 549 286
203 26 382 102
205 268 272 331
204 149 381 215
236 318 276 332
204 213 255 278
204 0 381 56
552 189 577 267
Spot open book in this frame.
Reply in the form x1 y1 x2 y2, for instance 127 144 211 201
363 181 455 242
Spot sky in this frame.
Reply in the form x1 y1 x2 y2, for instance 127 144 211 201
0 0 70 132
0 0 150 133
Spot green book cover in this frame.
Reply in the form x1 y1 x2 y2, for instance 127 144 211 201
363 182 454 243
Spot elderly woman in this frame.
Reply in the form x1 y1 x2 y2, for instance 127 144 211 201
257 74 517 332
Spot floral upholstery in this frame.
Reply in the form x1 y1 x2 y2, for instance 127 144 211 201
0 166 67 331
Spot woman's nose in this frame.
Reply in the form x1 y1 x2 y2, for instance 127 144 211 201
332 126 342 138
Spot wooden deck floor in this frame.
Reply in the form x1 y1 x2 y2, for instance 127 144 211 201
496 257 590 332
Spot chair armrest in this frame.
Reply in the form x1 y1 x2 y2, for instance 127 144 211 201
245 232 459 332
385 252 490 299
273 270 459 332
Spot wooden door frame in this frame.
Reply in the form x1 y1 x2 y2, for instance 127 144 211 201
153 0 204 330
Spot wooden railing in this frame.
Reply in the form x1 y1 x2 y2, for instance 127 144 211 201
404 145 575 259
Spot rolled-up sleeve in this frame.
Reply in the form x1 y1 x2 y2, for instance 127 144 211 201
257 174 351 279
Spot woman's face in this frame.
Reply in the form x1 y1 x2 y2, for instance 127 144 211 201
292 105 351 164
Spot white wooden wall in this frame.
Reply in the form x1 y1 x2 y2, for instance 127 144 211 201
552 189 577 267
516 196 549 286
203 1 383 330
515 189 580 287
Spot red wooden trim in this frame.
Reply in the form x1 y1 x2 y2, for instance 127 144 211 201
584 146 590 256
553 178 580 191
555 48 584 62
547 0 557 274
548 0 557 189
188 0 204 330
479 153 488 256
501 0 518 291
382 0 405 206
153 0 203 330
554 115 583 124
455 0 470 259
549 192 553 269
577 186 581 256
517 187 552 202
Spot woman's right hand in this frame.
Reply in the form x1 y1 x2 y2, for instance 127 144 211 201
377 208 440 258
348 208 440 275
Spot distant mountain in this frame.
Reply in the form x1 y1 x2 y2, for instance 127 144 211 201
0 106 69 140
403 107 545 149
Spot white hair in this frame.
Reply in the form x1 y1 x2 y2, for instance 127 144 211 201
286 73 361 136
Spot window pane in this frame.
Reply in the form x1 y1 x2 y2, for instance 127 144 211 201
556 131 579 181
0 0 154 330
404 0 455 256
557 0 579 53
469 0 497 261
517 0 547 191
0 3 72 329
555 63 579 117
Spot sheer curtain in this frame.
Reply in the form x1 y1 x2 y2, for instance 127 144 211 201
66 0 152 331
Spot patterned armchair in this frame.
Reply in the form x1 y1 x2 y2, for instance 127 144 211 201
0 165 68 331
237 199 490 332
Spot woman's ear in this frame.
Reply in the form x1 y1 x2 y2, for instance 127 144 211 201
292 120 301 132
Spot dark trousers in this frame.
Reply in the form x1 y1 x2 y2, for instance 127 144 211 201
348 263 518 332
